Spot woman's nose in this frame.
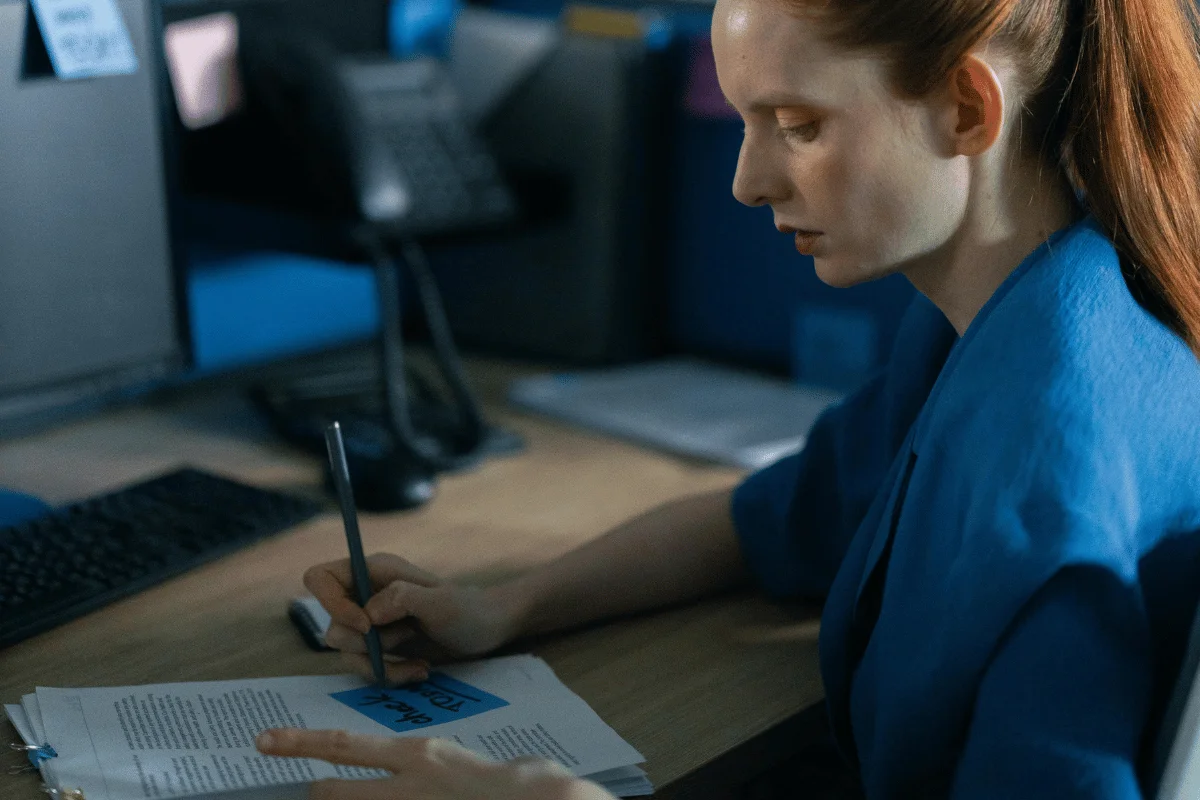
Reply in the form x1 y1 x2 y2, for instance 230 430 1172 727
731 136 789 207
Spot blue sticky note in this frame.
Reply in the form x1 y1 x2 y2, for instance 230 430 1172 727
330 673 509 732
29 0 139 80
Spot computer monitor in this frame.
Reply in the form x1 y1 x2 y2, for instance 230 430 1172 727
0 0 188 435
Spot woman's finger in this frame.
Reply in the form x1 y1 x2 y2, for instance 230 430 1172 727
366 553 442 588
304 556 440 634
325 622 416 653
304 562 372 635
324 623 365 652
256 728 407 770
507 755 574 779
258 731 474 777
364 580 447 628
343 652 430 686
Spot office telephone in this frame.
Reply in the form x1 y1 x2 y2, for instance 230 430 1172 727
237 22 516 237
229 22 521 509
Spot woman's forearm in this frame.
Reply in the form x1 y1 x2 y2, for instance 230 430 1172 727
490 487 752 639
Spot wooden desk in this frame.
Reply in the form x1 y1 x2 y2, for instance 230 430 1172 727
0 362 825 798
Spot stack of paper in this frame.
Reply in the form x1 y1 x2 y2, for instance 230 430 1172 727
508 357 844 470
5 655 650 799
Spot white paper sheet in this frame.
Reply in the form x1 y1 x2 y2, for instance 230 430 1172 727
22 692 47 743
25 655 647 799
5 703 37 746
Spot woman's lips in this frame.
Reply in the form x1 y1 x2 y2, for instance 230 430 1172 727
794 230 822 256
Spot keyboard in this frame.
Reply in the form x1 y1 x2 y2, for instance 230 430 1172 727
0 468 324 649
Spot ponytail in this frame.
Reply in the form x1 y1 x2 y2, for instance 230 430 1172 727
1062 0 1200 352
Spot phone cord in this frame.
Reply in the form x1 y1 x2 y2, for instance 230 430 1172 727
360 230 488 471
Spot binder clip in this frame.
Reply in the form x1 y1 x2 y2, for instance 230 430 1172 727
7 742 38 775
8 742 79 795
40 786 85 799
8 740 57 771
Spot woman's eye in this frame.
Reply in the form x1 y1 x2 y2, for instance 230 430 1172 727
780 121 819 143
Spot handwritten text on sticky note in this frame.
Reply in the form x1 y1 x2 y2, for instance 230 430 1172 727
331 673 509 732
30 0 139 79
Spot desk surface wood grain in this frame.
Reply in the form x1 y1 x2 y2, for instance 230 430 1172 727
0 360 823 797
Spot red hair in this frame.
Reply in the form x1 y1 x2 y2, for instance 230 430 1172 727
803 0 1200 354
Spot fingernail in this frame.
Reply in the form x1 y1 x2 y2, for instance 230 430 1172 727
256 731 275 750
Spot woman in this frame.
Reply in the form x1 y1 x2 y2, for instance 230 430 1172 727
255 0 1200 796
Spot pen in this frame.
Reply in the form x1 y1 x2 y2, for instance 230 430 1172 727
324 421 388 688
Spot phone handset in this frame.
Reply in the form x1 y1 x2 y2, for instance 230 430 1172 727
235 23 412 226
237 23 514 236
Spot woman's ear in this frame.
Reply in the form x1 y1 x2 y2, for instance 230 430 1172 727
946 53 1005 157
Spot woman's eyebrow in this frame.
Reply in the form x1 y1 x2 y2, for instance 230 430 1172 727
721 93 822 113
748 94 824 112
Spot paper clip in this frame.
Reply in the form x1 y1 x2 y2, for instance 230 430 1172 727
10 742 42 751
7 761 36 775
40 786 85 799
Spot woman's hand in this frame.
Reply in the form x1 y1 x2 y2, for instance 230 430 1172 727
255 728 616 800
304 553 523 683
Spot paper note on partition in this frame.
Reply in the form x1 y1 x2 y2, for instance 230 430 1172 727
29 0 138 79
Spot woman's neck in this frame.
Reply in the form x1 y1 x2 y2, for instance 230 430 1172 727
904 152 1085 336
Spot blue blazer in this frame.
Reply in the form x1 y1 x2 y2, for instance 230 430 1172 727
733 215 1200 798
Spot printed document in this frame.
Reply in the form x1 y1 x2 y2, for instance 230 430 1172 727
5 655 650 799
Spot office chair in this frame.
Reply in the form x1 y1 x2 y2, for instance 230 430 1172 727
1155 598 1200 799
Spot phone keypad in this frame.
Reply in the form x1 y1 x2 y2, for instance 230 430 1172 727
366 90 516 236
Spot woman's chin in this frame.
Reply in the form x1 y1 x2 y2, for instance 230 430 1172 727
812 257 870 289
